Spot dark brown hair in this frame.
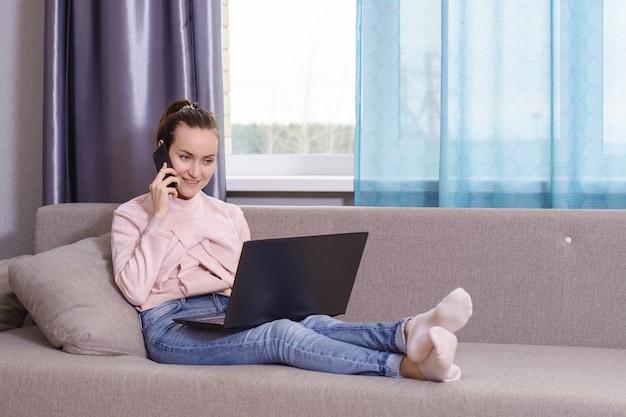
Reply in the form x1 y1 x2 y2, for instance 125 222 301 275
155 100 220 147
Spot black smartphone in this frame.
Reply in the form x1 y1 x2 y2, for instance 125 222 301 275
152 144 177 188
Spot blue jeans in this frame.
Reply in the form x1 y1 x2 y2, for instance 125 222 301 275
140 294 407 378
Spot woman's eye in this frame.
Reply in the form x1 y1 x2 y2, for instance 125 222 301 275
204 159 214 165
180 155 190 161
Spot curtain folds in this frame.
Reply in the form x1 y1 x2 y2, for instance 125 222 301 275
43 0 225 204
356 0 626 208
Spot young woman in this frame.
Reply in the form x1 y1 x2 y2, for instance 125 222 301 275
111 100 473 382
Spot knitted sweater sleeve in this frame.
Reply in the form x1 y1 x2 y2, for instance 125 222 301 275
111 207 171 307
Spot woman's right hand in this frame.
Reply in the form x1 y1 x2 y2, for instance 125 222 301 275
149 163 179 218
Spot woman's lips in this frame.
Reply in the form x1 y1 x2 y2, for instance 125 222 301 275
182 178 200 187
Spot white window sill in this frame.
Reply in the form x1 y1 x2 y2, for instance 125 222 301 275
225 154 354 193
226 175 354 192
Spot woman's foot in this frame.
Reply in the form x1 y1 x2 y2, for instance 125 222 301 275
400 327 461 382
405 288 473 362
418 327 461 382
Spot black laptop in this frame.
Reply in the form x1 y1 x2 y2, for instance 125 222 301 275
173 231 369 331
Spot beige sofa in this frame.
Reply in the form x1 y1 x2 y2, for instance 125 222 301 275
1 203 625 417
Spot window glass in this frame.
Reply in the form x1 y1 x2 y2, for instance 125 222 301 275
228 0 356 155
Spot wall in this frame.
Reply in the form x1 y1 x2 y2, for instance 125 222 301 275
0 0 45 259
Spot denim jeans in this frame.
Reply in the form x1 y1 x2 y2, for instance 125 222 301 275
140 294 407 378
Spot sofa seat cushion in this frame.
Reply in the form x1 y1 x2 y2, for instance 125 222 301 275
0 255 29 331
1 327 625 417
8 234 147 357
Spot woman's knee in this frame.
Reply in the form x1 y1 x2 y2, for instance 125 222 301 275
261 319 316 345
265 318 299 334
300 314 336 328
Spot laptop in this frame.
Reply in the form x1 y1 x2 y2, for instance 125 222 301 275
173 231 369 331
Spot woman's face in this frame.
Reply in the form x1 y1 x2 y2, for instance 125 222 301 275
167 124 219 200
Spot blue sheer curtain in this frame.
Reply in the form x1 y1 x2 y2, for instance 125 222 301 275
43 0 225 204
355 0 626 208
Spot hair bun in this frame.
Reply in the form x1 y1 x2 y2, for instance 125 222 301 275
179 103 198 112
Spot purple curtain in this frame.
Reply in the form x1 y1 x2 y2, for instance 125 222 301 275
43 0 226 204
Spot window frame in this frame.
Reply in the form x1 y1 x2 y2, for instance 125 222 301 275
225 154 354 192
221 0 355 193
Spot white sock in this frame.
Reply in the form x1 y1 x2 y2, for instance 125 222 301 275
418 326 462 382
406 287 473 362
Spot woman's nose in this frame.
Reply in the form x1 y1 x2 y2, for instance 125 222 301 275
188 162 200 178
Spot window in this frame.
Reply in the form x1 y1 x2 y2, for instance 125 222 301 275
223 0 355 191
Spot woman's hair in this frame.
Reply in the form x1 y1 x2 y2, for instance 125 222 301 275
155 100 220 147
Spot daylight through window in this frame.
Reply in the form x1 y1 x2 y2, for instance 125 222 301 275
226 0 356 155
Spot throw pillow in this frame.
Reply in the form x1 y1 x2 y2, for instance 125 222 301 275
8 234 148 357
0 255 30 331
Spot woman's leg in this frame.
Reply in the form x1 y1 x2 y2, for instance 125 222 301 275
297 316 462 382
140 294 402 377
298 288 473 361
139 293 465 381
298 314 406 353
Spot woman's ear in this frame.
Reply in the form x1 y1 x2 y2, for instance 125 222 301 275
157 139 165 148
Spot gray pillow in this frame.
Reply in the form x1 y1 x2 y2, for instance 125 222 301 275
0 255 29 331
9 234 147 357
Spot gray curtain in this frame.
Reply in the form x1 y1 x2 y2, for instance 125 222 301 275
43 0 226 204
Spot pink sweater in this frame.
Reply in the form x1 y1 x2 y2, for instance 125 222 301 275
111 192 251 311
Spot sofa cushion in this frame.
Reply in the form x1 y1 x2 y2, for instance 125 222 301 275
0 256 29 331
8 234 147 357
